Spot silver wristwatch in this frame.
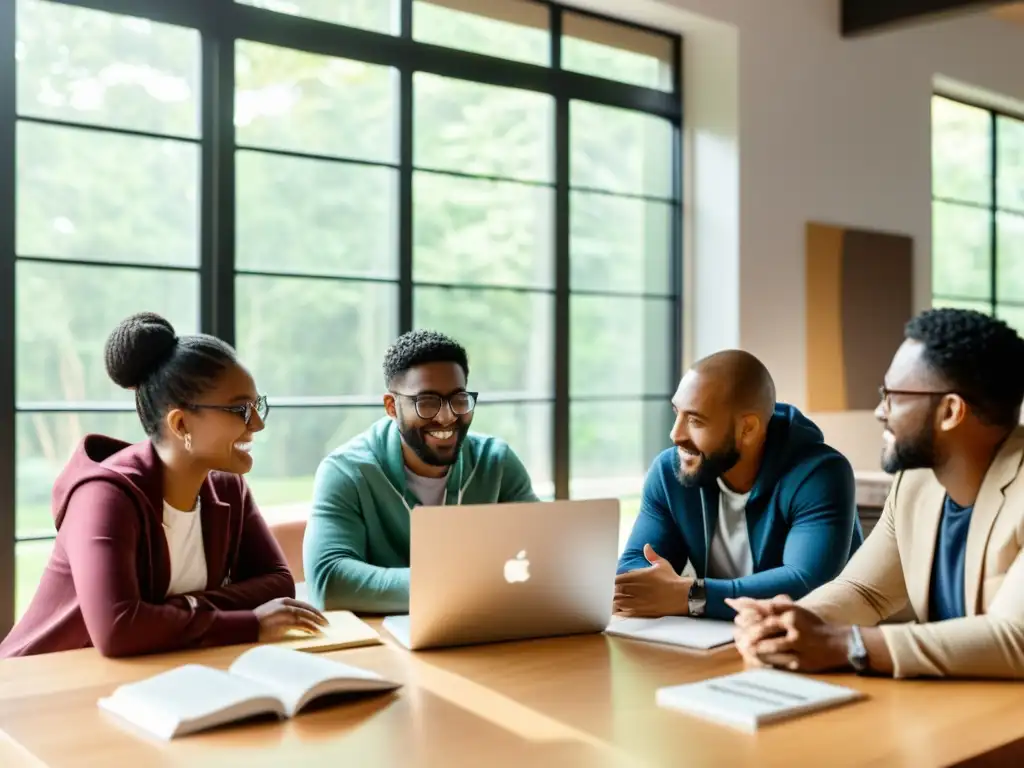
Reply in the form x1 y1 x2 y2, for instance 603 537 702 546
847 625 870 674
688 579 706 617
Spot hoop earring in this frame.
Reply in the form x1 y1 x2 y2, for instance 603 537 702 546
183 433 192 452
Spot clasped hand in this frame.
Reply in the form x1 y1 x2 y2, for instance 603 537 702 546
613 548 854 674
613 544 693 618
726 595 852 673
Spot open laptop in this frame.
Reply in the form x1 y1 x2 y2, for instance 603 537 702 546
381 498 620 650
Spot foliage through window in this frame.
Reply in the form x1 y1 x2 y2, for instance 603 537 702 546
932 95 1024 332
1 0 682 624
9 0 203 622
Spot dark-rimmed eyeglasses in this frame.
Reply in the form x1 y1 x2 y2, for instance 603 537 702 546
878 386 956 410
390 390 478 420
187 394 269 425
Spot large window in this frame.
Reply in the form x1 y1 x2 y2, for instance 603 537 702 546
932 95 1024 330
6 0 203 627
0 0 683 631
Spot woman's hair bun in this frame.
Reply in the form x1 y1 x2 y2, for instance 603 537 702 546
104 312 178 390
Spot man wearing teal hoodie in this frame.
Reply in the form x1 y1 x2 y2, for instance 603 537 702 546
304 330 539 613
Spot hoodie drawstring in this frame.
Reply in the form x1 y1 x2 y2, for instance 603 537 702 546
456 461 479 505
699 487 711 579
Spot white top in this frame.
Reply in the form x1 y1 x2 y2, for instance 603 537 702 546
706 477 754 580
404 468 448 508
163 498 208 597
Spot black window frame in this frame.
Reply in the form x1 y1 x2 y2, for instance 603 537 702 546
932 93 1024 318
0 0 684 634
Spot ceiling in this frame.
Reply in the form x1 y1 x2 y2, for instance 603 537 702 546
843 0 1024 36
993 2 1024 25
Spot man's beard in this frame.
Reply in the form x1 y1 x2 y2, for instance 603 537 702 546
398 419 470 467
675 438 741 488
881 419 936 474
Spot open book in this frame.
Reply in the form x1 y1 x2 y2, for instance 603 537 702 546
656 668 863 732
605 616 735 650
98 645 401 740
275 610 382 653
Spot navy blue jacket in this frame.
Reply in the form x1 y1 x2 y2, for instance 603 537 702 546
618 404 863 619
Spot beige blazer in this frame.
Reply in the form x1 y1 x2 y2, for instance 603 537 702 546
799 426 1024 679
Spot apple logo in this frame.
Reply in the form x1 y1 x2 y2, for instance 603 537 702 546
503 550 530 584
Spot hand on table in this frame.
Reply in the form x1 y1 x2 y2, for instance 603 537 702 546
613 544 693 618
254 597 329 642
726 595 852 673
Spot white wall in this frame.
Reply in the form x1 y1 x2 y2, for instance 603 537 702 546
566 0 1024 470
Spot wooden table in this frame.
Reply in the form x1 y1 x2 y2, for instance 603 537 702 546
1 623 1023 767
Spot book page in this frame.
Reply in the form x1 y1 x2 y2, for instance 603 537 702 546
228 645 399 716
98 664 284 739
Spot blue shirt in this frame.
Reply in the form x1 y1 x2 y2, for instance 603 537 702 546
928 496 973 622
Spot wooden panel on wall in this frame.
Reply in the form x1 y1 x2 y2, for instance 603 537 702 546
805 223 847 412
806 222 913 412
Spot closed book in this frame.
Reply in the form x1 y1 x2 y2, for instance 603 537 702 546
275 610 381 653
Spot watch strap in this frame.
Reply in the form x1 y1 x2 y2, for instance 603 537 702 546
847 625 870 674
687 578 706 617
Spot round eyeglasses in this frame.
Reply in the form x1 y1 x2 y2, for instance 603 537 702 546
187 394 270 425
390 390 478 420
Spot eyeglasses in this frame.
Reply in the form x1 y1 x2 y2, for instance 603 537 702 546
187 394 269 426
390 390 478 420
878 386 956 410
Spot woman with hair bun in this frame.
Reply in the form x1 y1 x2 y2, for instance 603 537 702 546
0 312 326 658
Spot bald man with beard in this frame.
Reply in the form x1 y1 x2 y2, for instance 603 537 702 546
614 350 863 621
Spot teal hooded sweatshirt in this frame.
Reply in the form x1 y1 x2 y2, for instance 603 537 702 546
303 417 539 613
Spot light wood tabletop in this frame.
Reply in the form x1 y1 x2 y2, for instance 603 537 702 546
2 622 1023 767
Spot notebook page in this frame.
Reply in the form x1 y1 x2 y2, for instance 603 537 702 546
656 668 862 732
606 616 735 649
228 645 396 716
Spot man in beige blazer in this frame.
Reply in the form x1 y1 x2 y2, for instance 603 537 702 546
729 308 1024 679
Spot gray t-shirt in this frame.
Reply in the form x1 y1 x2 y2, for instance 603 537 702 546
707 476 754 579
404 467 448 508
